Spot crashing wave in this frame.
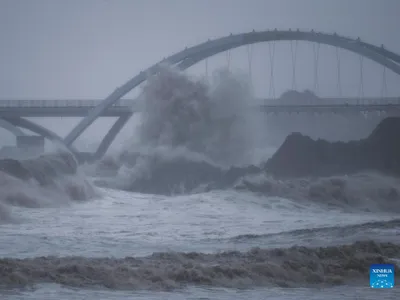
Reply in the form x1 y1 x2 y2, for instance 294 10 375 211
93 66 264 193
0 151 96 223
96 160 400 212
93 121 400 212
125 65 261 166
0 240 398 290
90 65 400 214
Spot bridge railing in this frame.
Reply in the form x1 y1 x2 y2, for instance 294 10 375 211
0 99 137 108
263 97 400 106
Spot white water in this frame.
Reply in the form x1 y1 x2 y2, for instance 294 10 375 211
1 188 399 299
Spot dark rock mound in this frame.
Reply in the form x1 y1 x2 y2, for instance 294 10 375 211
115 156 262 195
265 117 400 177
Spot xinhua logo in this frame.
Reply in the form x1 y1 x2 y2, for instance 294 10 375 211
370 264 395 288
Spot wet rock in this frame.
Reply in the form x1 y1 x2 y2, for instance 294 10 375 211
265 117 400 178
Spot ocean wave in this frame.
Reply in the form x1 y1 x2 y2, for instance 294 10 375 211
0 151 97 223
129 65 259 167
89 66 400 216
229 218 400 242
95 154 400 212
92 65 267 190
0 240 398 290
234 172 400 212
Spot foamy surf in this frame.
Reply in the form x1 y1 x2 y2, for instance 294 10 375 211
0 240 398 290
0 151 97 223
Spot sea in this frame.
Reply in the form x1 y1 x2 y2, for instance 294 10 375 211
0 66 399 299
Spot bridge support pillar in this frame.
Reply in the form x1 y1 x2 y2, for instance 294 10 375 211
3 117 78 153
94 114 131 160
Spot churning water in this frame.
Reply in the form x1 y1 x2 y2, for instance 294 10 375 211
0 66 399 299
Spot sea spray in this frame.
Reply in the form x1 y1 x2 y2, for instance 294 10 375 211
133 65 259 165
93 65 269 191
91 66 400 214
0 150 97 223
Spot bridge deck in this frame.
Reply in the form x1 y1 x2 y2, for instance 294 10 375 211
0 98 399 117
0 99 136 117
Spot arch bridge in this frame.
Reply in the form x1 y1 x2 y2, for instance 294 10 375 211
2 29 400 162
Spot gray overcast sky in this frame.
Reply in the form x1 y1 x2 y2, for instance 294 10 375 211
0 0 400 99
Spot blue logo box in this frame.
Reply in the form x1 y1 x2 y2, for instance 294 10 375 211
370 264 395 288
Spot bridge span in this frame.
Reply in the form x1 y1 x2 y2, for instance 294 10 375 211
2 29 400 162
0 97 400 117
